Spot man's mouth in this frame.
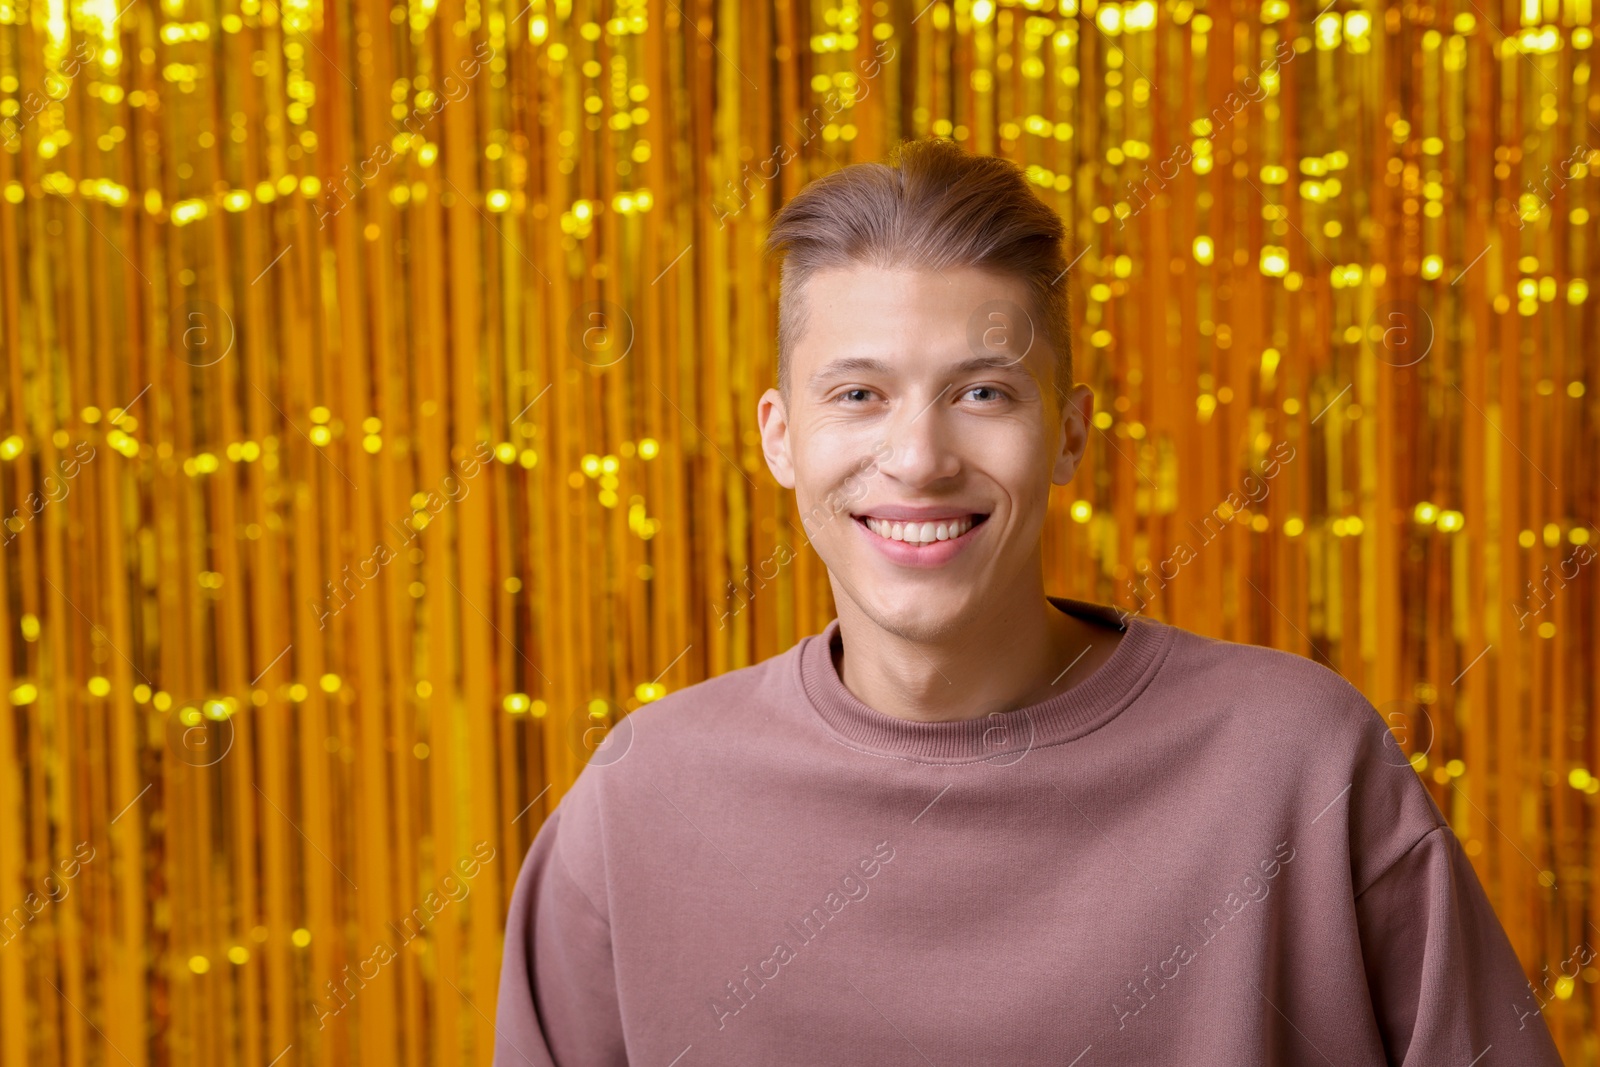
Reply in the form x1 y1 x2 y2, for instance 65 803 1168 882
851 512 990 546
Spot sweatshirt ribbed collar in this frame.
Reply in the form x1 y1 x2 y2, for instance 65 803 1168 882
796 596 1172 763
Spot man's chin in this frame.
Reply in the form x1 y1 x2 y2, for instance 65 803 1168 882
844 581 980 645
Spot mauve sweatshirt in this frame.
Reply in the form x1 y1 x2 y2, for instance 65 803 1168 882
493 597 1566 1066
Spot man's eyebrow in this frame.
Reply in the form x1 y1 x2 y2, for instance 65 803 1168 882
947 354 1035 376
806 356 894 389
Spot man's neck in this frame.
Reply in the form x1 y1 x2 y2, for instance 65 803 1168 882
831 592 1121 724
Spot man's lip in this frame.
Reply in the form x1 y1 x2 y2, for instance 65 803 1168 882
850 507 990 522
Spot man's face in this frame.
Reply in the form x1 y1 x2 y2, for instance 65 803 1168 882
757 264 1093 643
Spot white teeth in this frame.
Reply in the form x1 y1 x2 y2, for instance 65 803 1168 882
863 516 977 545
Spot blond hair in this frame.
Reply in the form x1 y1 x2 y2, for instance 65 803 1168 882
763 137 1074 404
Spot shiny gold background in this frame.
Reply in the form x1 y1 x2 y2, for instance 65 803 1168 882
0 0 1596 1062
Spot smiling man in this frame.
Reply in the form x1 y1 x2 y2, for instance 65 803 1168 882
493 139 1565 1066
757 258 1129 727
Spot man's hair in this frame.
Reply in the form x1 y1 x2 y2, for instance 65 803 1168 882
763 137 1075 405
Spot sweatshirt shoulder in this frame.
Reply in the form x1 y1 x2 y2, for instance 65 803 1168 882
1159 620 1390 744
576 635 808 786
1155 620 1448 886
623 638 800 735
543 641 806 877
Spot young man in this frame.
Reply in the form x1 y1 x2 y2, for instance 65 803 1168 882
493 139 1565 1065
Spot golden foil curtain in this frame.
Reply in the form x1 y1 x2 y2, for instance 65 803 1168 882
0 0 1595 1062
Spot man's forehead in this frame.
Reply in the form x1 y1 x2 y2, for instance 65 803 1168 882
796 269 1044 373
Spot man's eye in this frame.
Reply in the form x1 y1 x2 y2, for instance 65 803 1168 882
963 385 1008 403
837 388 875 404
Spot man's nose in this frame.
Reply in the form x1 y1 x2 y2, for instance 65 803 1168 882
876 388 962 489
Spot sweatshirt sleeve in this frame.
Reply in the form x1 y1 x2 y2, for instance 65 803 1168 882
1354 825 1566 1065
493 801 628 1067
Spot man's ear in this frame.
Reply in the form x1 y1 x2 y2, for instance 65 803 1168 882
1051 383 1093 486
757 387 796 488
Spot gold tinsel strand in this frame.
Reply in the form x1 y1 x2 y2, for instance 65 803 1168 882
0 0 1595 1062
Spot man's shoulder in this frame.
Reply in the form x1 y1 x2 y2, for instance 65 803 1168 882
1156 619 1447 880
566 635 809 792
1150 619 1426 802
625 637 802 734
1159 618 1390 743
551 637 813 843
